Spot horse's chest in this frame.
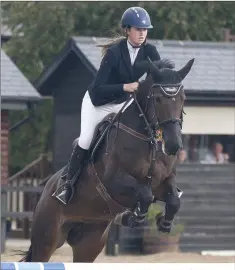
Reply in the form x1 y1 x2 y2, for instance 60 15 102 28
152 160 173 183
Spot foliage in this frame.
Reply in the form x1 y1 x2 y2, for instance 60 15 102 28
146 204 184 236
1 1 235 173
146 203 163 224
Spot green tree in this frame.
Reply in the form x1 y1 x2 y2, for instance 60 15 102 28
3 2 234 81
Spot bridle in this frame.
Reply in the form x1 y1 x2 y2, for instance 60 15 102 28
133 82 184 144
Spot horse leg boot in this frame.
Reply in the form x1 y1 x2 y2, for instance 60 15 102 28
115 184 153 228
53 143 88 205
157 176 181 233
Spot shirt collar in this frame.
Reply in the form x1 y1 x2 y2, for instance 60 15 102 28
127 40 141 52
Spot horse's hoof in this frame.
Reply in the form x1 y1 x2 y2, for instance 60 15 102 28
114 211 143 228
156 213 172 233
113 210 145 228
127 212 146 228
122 211 136 228
127 215 138 228
113 211 132 227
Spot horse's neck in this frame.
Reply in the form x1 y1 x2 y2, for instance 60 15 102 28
119 76 152 132
119 101 147 135
119 95 178 179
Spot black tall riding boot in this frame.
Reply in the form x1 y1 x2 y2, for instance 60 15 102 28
53 144 88 205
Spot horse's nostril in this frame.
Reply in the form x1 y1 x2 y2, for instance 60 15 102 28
166 142 181 156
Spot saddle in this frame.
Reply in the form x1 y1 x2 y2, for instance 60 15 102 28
60 113 117 180
89 113 117 159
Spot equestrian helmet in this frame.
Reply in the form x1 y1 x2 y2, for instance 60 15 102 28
121 7 153 29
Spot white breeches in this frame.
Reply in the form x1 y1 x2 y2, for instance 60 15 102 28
78 91 133 150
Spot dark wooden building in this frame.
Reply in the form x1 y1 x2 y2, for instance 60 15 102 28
35 36 235 172
35 38 96 171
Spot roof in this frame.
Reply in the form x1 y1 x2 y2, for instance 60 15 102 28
1 49 41 103
72 36 235 92
36 36 235 97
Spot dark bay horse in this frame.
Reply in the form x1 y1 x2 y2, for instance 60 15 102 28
20 57 194 262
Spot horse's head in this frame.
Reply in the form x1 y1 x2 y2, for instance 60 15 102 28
137 58 194 156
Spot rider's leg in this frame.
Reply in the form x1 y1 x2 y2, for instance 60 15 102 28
54 92 132 204
53 92 103 204
60 139 79 180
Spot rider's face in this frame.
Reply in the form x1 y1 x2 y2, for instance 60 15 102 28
127 27 148 46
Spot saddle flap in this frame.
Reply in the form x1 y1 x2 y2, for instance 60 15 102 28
89 113 116 157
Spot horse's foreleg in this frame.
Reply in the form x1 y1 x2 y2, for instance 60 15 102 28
131 183 153 225
114 184 153 228
156 175 181 233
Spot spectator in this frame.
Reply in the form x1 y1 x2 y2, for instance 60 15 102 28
178 149 188 164
188 136 200 162
203 142 229 164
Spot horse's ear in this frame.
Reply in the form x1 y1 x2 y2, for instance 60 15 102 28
147 57 161 80
147 57 157 71
177 58 195 80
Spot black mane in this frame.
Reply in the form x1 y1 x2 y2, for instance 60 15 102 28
151 59 182 84
153 59 175 70
137 58 182 84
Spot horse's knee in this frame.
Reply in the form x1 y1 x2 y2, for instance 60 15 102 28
138 185 153 203
138 190 153 213
166 195 181 214
140 192 152 205
145 197 153 209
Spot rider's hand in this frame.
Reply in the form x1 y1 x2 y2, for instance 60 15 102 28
123 82 139 93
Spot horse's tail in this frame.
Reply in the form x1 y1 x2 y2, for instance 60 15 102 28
17 192 41 262
17 190 41 262
18 245 32 262
18 183 46 262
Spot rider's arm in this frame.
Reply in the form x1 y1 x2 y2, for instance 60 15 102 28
89 49 125 106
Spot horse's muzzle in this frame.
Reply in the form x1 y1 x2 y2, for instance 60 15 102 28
163 122 183 156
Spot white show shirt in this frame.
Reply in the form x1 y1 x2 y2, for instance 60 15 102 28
127 41 140 65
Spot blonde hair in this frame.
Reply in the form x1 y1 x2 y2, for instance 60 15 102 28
96 34 126 57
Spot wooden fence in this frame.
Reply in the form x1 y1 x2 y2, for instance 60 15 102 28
1 154 52 252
